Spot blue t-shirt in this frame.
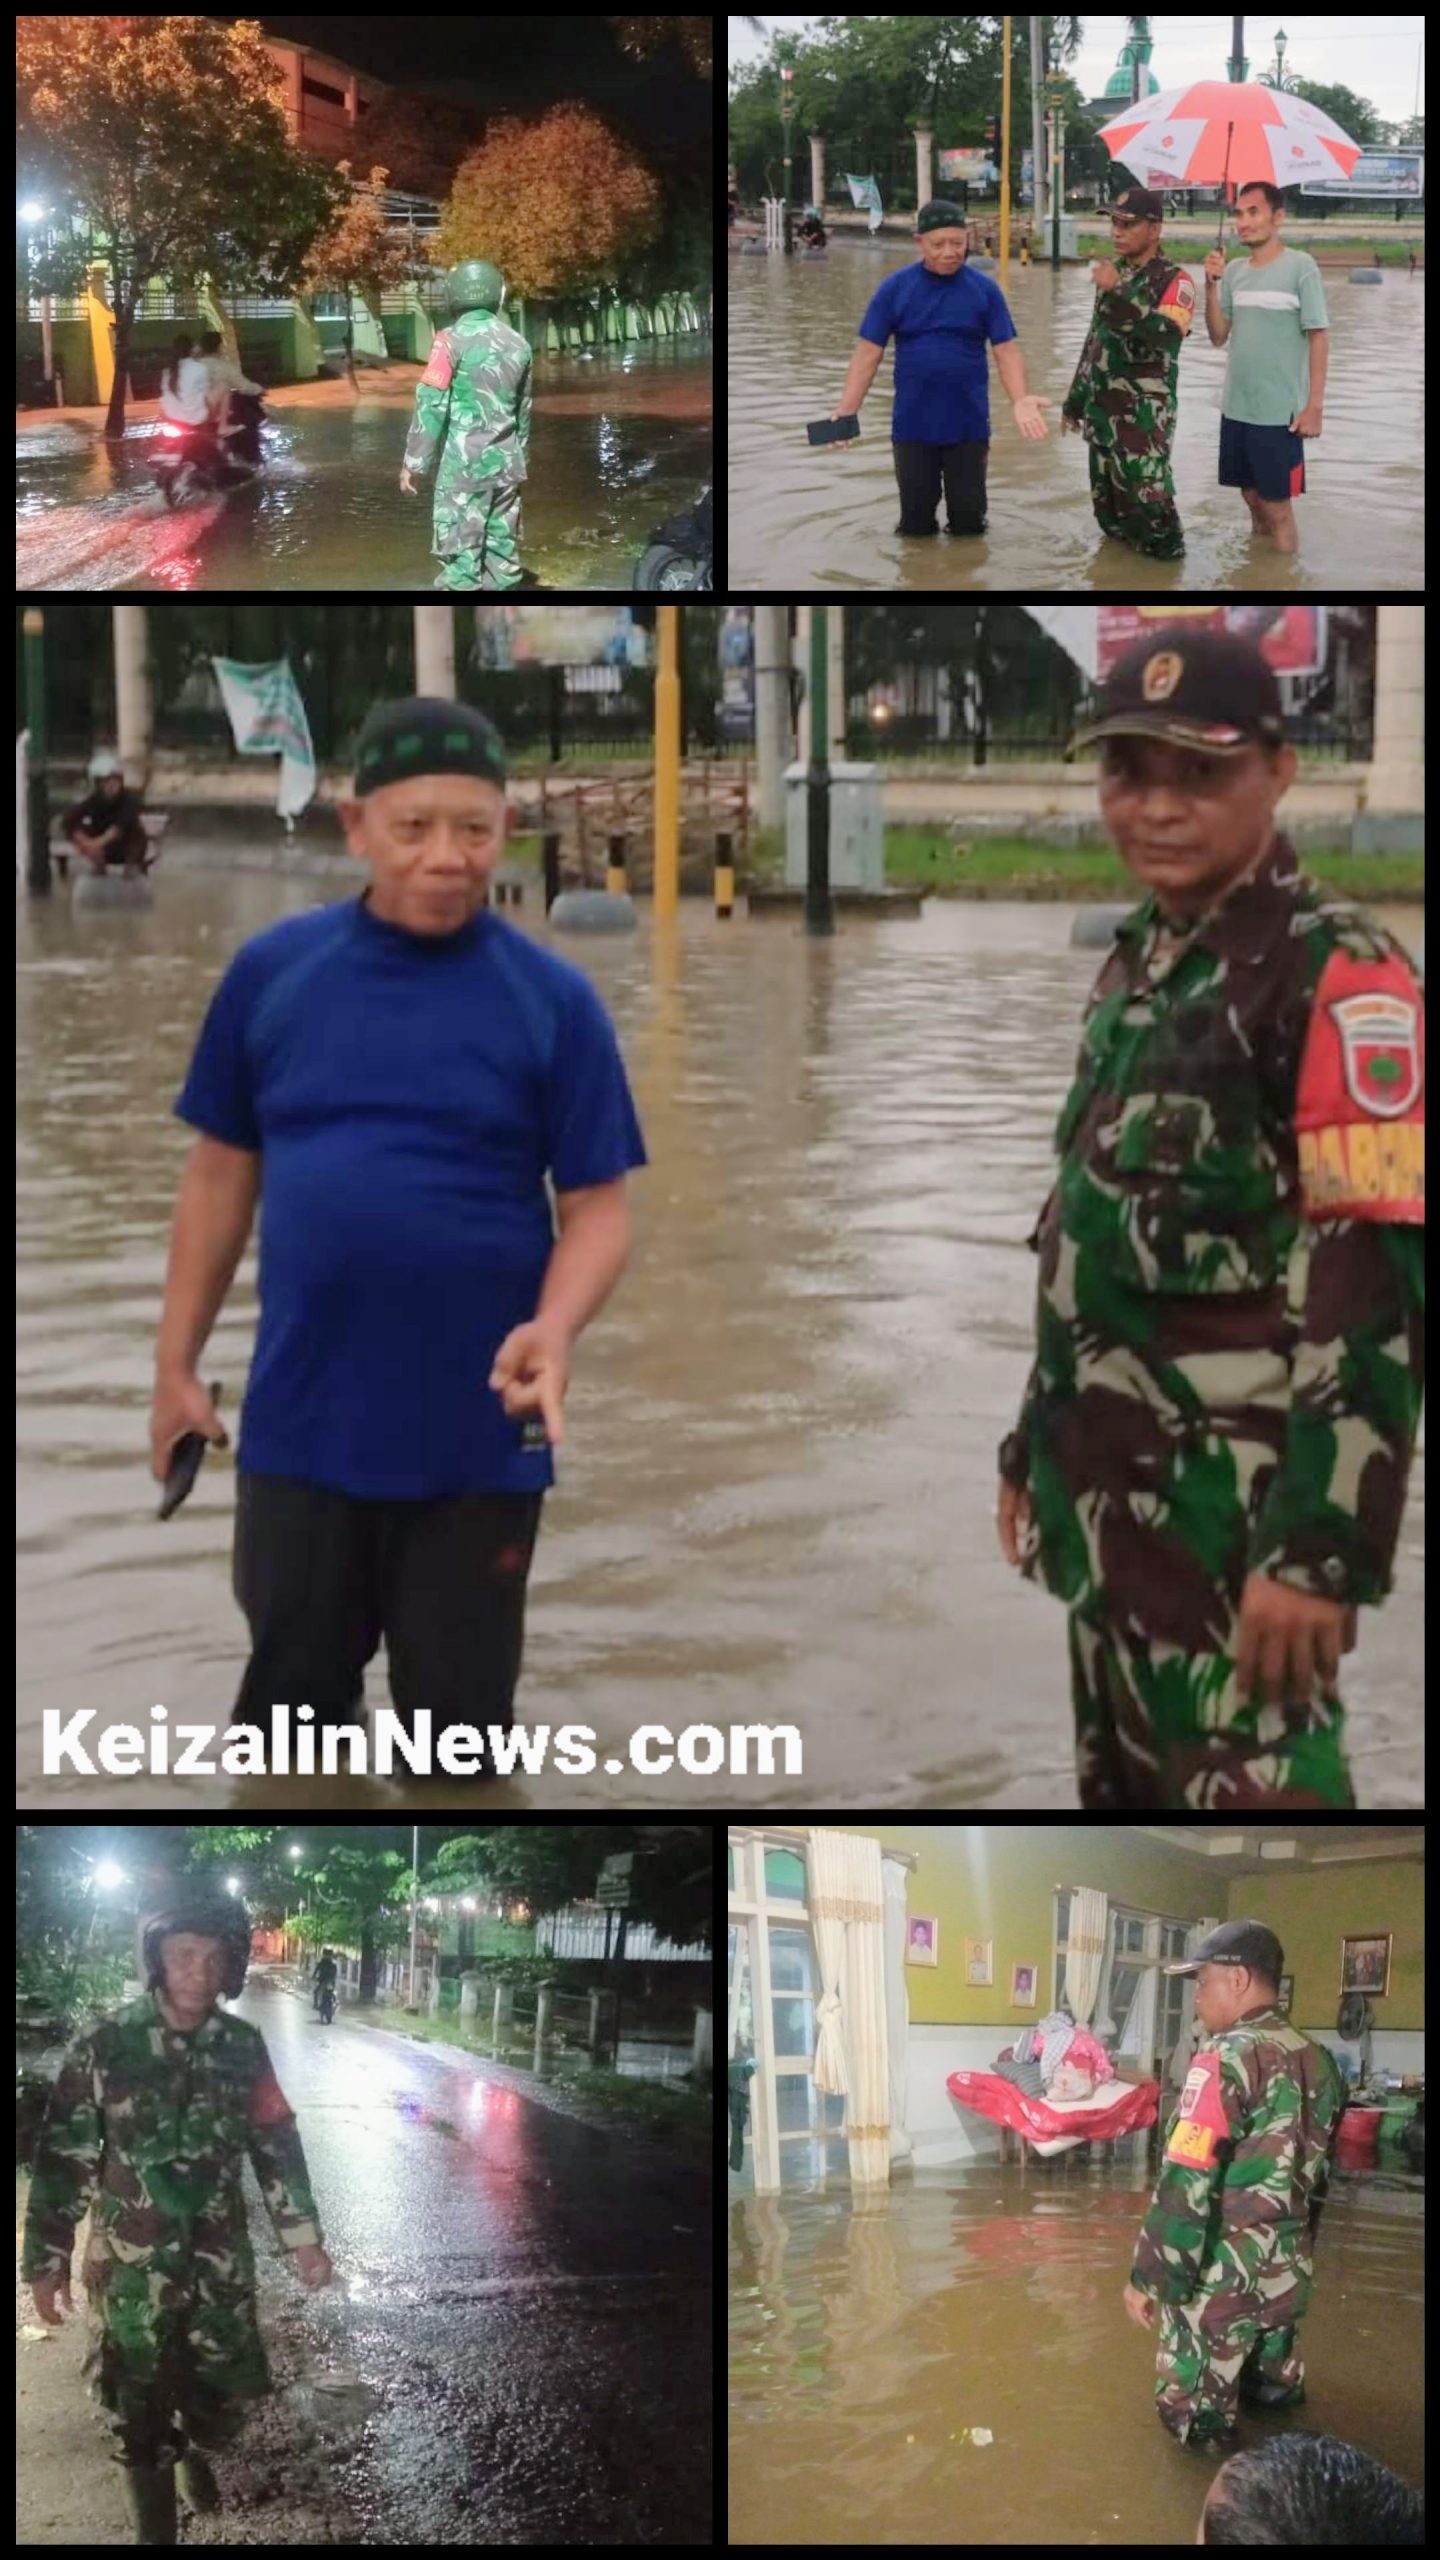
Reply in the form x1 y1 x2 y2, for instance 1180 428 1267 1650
858 262 1017 443
174 892 647 1500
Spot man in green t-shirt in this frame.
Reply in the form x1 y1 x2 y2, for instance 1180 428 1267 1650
1204 181 1329 555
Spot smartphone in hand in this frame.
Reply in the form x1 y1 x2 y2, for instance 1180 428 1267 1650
806 415 860 446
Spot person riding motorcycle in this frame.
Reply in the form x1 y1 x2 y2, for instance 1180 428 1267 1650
311 1951 338 2013
400 259 532 591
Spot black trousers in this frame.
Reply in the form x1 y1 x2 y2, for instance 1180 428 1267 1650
893 439 989 535
233 1471 543 1747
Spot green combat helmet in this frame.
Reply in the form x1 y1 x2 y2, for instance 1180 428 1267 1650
447 259 507 316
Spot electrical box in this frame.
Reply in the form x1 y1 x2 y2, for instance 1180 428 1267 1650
783 761 885 891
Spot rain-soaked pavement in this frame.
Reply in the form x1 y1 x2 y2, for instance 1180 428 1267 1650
16 868 1423 1809
729 2145 1425 2546
16 341 710 592
20 1967 710 2544
728 237 1425 591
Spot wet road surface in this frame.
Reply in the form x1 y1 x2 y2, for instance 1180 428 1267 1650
729 2147 1424 2546
728 240 1424 591
17 341 710 592
237 1970 711 2544
16 871 1422 1808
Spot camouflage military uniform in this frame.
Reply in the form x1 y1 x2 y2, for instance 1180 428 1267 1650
404 306 533 591
1062 252 1194 559
1001 830 1425 1809
1131 2005 1344 2444
20 1990 323 2470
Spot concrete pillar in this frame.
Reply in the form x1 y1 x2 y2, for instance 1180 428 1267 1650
457 1969 481 2024
808 132 825 208
112 608 152 783
492 1980 514 2044
1357 606 1424 849
693 2007 713 2075
754 606 790 832
535 1982 555 2072
913 121 934 212
413 607 456 697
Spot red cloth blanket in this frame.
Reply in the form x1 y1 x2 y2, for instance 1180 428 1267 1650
947 2068 1161 2144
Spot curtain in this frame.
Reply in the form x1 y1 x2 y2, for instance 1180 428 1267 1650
1064 1887 1108 2027
808 1827 890 2186
882 1856 913 2162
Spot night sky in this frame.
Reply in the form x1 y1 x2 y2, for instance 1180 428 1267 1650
230 16 691 111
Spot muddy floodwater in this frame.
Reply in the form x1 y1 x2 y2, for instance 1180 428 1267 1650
729 2151 1425 2546
16 339 710 592
728 240 1424 591
16 874 1423 1808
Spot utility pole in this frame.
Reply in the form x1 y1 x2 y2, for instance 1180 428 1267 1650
804 608 833 937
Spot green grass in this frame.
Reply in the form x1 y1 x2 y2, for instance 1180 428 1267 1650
748 824 1423 905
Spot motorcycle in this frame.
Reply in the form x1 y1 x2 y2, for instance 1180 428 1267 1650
634 485 711 591
150 391 269 507
317 1983 336 2026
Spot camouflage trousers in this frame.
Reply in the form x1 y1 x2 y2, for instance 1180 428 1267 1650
1068 1611 1357 1810
1086 437 1184 559
1156 2297 1308 2445
83 2241 271 2469
433 484 523 589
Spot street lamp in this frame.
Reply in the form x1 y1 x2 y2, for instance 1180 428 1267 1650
779 64 795 255
19 201 61 404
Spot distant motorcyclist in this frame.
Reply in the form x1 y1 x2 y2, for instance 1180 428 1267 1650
195 328 264 472
311 1952 338 2014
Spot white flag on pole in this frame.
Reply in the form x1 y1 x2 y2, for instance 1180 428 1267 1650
211 657 316 825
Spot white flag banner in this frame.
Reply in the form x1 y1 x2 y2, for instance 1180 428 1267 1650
1023 607 1099 681
211 657 316 824
845 173 884 233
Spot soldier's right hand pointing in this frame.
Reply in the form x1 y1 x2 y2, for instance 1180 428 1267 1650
32 2274 73 2326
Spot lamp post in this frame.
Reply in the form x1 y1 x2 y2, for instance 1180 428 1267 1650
779 63 795 255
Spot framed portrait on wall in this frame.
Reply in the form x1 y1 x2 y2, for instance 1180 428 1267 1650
1340 1933 1391 1997
1011 1963 1037 2007
965 1938 993 1988
907 1916 938 1967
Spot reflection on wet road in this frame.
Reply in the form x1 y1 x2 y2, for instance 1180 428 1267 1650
729 241 1425 590
16 876 1422 1806
730 2152 1424 2546
17 341 710 592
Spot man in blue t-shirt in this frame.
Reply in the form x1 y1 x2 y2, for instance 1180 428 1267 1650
825 198 1052 538
152 695 647 1780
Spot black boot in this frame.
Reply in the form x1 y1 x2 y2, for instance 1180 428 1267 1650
179 2448 221 2511
122 2464 178 2545
1240 2376 1306 2411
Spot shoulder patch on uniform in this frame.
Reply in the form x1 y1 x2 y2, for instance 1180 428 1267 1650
1295 948 1424 1222
1164 2049 1229 2168
419 339 454 390
1157 272 1194 334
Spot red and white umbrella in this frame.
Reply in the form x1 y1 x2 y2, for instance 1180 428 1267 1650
1097 79 1362 226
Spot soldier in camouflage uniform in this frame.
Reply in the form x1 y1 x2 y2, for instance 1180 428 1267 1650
1062 187 1195 559
998 627 1425 1810
401 259 532 591
22 1887 330 2545
1124 1922 1343 2450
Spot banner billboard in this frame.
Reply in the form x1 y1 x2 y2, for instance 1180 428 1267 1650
469 608 652 669
1302 151 1423 199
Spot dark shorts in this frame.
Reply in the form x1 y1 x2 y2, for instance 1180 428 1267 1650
892 439 989 536
1219 414 1306 502
233 1470 543 1750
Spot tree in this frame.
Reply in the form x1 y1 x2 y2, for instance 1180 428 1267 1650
299 162 417 389
1286 80 1382 151
430 102 662 307
17 15 346 439
607 16 712 81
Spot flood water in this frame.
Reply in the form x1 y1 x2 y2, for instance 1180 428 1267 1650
16 872 1423 1808
16 339 711 592
728 240 1425 591
729 2151 1425 2545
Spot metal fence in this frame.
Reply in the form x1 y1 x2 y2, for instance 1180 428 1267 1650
535 1910 710 1962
